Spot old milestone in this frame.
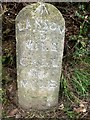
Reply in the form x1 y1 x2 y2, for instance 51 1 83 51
16 2 65 110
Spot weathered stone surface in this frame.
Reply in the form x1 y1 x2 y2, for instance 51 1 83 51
16 2 65 110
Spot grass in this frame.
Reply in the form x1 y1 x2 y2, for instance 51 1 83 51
60 54 90 119
72 69 89 97
0 88 2 103
62 56 90 100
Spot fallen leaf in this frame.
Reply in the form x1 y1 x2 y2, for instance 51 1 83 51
74 107 86 113
15 113 21 118
59 104 64 110
9 108 18 117
79 103 84 108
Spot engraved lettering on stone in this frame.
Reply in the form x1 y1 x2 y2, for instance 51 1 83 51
20 57 30 66
18 18 65 36
40 34 47 41
25 40 39 51
51 43 58 52
34 3 49 15
26 18 31 30
16 3 65 110
50 22 57 31
38 70 49 79
28 69 37 78
48 80 58 91
35 18 41 29
26 40 34 50
31 60 37 66
20 80 36 91
41 42 49 51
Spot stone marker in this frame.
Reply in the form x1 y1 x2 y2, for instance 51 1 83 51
16 2 65 110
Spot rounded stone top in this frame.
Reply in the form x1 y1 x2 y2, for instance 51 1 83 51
16 2 65 27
